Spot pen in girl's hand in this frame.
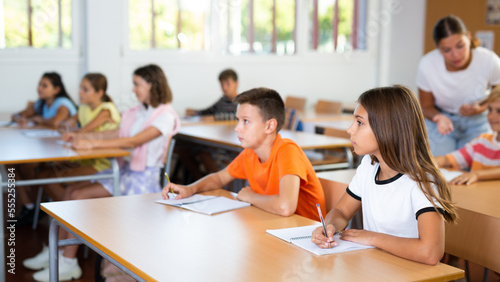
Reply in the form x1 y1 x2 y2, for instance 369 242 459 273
164 172 175 197
316 203 332 248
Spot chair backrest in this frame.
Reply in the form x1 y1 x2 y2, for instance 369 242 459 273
283 107 300 131
318 169 356 213
284 96 306 112
323 126 350 139
315 99 342 115
160 138 176 187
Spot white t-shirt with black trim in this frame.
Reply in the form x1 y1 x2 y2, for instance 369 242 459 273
347 155 443 239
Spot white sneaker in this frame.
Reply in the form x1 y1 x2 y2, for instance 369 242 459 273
33 256 82 282
23 245 51 270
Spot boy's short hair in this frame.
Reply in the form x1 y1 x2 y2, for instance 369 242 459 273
234 87 285 131
218 69 238 82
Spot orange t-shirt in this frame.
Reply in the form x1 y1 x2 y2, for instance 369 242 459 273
227 134 326 221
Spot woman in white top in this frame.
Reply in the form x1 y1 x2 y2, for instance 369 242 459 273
416 15 500 156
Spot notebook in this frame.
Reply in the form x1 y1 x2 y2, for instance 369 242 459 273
156 194 251 215
266 224 374 256
20 129 61 138
439 168 463 182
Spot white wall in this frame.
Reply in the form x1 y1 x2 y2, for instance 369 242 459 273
0 0 426 115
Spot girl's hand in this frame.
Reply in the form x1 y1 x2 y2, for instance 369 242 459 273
31 116 44 125
71 139 95 150
311 225 337 249
459 103 482 116
62 132 77 142
449 172 479 185
161 183 194 200
339 229 374 246
432 114 454 135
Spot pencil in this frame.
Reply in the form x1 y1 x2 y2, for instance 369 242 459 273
164 172 174 194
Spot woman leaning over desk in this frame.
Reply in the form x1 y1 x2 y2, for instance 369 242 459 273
416 15 500 156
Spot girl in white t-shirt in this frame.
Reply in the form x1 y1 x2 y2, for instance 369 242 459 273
417 15 500 156
312 85 457 265
25 64 180 281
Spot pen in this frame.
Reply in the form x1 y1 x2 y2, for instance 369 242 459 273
316 203 331 248
164 172 175 195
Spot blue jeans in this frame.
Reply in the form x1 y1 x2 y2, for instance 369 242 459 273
425 112 489 156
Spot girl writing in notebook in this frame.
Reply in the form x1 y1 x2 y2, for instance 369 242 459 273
37 73 122 202
312 85 457 265
24 64 180 281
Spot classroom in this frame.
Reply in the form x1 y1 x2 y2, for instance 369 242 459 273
1 0 500 281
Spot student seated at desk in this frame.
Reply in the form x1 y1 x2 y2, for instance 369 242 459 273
179 68 240 180
23 64 180 282
11 72 77 128
435 88 500 185
36 73 122 203
10 72 78 226
185 68 239 120
162 87 326 221
311 86 457 265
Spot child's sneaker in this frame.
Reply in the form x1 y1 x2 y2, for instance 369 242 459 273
23 245 50 270
33 256 82 282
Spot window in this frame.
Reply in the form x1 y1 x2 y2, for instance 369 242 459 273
309 0 366 52
1 0 72 49
128 0 367 55
220 0 296 55
129 0 211 51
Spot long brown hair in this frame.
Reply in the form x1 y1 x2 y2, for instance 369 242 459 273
358 85 457 223
133 64 172 107
83 73 112 102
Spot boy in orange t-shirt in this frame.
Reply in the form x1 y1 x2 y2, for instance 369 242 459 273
162 87 325 220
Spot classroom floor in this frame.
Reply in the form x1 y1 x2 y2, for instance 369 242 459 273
5 199 500 282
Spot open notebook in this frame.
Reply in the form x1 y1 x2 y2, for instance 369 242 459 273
156 194 250 215
266 224 374 256
439 168 463 182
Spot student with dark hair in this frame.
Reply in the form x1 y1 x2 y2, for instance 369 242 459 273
312 85 457 265
417 15 500 156
185 68 239 119
163 87 326 221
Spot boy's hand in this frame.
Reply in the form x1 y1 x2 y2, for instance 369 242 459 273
71 139 95 150
161 183 194 200
31 116 44 125
449 172 479 185
236 186 255 202
312 224 337 249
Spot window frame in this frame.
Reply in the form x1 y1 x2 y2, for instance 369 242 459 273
0 0 81 61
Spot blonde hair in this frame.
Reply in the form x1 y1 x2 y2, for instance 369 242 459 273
488 86 500 103
358 85 457 223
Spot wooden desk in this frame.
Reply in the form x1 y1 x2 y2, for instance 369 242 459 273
445 180 500 273
298 111 353 133
42 190 464 281
180 115 237 126
0 128 129 281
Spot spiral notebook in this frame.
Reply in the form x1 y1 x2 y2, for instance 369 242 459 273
266 224 374 256
156 194 250 215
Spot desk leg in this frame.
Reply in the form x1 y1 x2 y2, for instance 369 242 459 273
344 147 354 168
49 218 59 282
110 158 120 197
0 165 4 281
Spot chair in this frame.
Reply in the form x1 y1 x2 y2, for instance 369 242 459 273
283 108 300 131
284 96 307 113
315 99 342 115
307 125 354 172
160 138 177 187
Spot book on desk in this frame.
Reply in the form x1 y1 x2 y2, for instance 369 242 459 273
156 194 250 215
